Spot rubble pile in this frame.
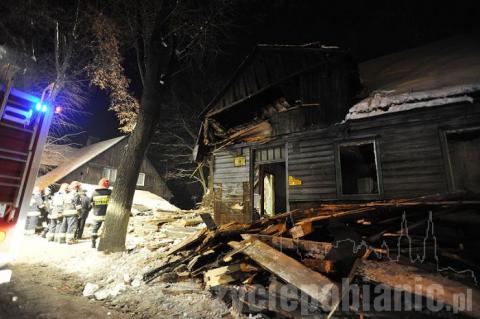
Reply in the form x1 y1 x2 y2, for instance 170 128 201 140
128 206 206 250
141 193 480 318
77 207 227 318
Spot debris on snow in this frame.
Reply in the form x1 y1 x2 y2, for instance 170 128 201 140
83 283 100 297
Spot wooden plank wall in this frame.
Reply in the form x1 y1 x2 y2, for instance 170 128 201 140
287 102 480 203
287 129 338 202
60 140 172 200
213 147 251 224
213 102 480 222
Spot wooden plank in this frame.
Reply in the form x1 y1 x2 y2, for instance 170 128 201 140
289 222 313 238
242 234 332 257
204 263 258 288
297 207 376 224
326 249 372 318
359 260 480 318
164 228 208 256
303 258 335 274
228 239 338 309
200 213 217 230
260 223 287 235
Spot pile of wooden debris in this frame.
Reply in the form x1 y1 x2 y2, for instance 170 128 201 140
143 193 480 318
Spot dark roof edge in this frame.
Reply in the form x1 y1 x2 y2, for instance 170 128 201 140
198 43 348 118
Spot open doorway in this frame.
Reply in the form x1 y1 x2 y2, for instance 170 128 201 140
255 162 286 217
253 145 287 217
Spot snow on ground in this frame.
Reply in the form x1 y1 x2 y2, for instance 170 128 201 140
79 183 180 212
133 190 180 212
1 216 225 318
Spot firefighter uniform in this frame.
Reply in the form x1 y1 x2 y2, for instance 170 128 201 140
91 180 111 248
47 184 68 242
41 188 53 238
25 188 43 235
75 190 91 239
60 190 81 244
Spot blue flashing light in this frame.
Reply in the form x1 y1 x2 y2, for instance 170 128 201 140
34 103 48 113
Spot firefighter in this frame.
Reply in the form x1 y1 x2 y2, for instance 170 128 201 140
48 183 68 242
24 187 43 235
59 181 82 244
41 187 53 238
90 178 111 248
75 188 91 240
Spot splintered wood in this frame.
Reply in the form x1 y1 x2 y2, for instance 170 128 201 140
228 239 338 309
143 193 480 318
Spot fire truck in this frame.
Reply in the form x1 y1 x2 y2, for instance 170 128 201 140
0 75 53 266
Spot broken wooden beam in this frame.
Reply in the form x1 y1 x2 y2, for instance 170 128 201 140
228 239 339 309
242 234 332 258
204 263 258 288
260 223 287 236
200 213 217 230
303 259 335 274
359 260 480 318
164 228 208 256
289 222 313 238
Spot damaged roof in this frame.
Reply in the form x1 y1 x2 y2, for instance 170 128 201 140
201 43 350 118
347 35 480 119
36 136 127 189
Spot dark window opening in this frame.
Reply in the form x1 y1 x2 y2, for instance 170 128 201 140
339 142 380 195
446 129 480 193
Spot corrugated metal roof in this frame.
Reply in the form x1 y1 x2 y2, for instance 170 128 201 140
36 136 127 189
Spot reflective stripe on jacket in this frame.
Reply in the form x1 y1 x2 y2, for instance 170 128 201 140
91 188 112 218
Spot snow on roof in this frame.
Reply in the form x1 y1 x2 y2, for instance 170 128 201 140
41 144 80 167
347 35 480 120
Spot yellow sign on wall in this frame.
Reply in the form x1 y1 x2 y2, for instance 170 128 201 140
288 175 302 186
234 156 246 167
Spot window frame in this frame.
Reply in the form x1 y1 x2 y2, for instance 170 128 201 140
335 138 384 200
102 167 117 183
136 172 146 186
439 126 480 192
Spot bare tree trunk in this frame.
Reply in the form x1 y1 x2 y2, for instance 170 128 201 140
97 15 172 252
97 86 161 252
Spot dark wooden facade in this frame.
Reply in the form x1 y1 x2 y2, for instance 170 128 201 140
200 43 480 225
58 139 172 200
212 101 480 224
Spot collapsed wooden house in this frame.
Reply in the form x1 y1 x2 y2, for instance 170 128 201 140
195 36 480 225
